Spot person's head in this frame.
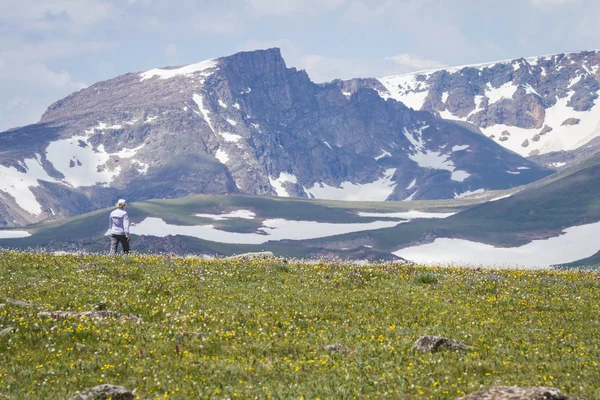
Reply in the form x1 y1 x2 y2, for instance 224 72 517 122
116 199 127 209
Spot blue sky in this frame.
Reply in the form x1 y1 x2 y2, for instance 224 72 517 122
0 0 597 131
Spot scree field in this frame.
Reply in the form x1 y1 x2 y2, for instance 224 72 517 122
0 252 599 399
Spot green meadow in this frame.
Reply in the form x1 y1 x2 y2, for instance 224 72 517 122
1 252 599 399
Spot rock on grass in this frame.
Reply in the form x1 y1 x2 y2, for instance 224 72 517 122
457 386 586 400
412 335 471 353
0 327 15 337
68 384 133 400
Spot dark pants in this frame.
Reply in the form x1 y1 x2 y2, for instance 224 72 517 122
111 234 130 254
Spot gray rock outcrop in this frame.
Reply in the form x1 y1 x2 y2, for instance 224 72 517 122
412 335 471 353
68 384 134 400
457 386 585 400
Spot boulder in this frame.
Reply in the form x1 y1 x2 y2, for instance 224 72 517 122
0 327 15 337
3 298 36 308
324 344 355 354
68 384 134 400
224 251 276 260
39 310 141 323
412 335 471 353
457 386 585 400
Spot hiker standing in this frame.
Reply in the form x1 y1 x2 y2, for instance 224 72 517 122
109 199 131 255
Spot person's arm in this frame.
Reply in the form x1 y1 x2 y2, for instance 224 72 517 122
124 212 130 238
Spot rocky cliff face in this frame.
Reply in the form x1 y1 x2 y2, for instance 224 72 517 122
0 48 552 227
353 51 600 161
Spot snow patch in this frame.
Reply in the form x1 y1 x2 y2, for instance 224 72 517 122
452 145 469 152
219 132 243 143
46 136 125 188
403 192 416 201
226 118 237 126
441 91 449 103
454 189 485 199
375 149 391 160
485 81 518 104
357 210 455 219
269 172 298 197
215 149 229 164
451 170 471 182
377 73 431 110
218 99 228 108
192 93 214 132
523 84 539 96
304 168 396 201
140 59 217 81
406 179 417 190
0 155 59 215
0 230 31 239
131 217 402 245
195 210 256 220
393 220 600 268
404 126 465 180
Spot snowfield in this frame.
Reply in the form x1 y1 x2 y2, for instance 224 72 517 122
0 230 31 239
128 209 453 244
394 221 600 268
303 169 397 201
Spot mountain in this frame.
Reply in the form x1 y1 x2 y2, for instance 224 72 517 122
0 48 552 227
349 50 600 166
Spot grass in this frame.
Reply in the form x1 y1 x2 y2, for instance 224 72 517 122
1 252 599 399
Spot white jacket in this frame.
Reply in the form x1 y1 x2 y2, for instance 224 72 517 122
109 208 130 236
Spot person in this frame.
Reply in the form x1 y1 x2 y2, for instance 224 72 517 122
109 199 131 255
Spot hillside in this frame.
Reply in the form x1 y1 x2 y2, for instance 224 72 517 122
317 153 600 266
0 194 470 258
0 48 552 228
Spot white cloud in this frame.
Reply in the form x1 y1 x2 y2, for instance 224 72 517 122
530 0 577 6
165 44 177 56
0 0 114 28
385 54 447 71
238 39 445 82
0 60 87 131
244 0 347 16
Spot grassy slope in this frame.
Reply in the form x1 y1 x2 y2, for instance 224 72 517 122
0 194 472 256
0 253 598 399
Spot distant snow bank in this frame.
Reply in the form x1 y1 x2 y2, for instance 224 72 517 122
394 221 600 268
130 208 454 244
131 217 403 244
0 230 31 239
357 210 455 219
139 59 218 81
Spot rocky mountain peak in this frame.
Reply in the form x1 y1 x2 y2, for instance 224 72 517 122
351 50 600 160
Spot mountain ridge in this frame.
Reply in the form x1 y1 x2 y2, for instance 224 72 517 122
0 48 551 227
